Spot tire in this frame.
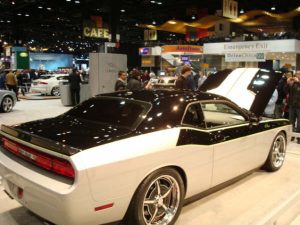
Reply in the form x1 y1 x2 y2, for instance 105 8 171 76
1 96 14 112
51 86 60 96
125 168 185 225
262 132 286 172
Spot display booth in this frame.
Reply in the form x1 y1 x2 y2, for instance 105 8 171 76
160 45 204 74
29 53 73 71
89 53 127 96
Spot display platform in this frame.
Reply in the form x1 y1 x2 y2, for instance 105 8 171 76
18 93 60 100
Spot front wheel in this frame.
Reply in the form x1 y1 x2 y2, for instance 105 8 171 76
262 132 286 172
126 168 185 225
1 96 14 112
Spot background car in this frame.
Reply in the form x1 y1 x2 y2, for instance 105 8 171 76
31 74 69 96
152 76 177 89
0 90 17 112
0 68 291 225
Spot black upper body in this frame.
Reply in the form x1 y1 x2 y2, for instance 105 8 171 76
175 75 188 89
68 72 81 90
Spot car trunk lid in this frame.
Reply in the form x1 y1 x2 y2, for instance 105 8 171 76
204 68 282 116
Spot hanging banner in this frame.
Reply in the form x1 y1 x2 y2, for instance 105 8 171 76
161 45 203 54
144 30 157 41
223 0 238 19
225 52 266 62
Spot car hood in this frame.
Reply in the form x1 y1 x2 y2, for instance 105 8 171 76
204 68 282 116
1 116 133 156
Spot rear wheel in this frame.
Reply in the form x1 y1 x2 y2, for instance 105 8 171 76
1 96 13 112
51 86 60 96
262 132 286 172
126 168 184 225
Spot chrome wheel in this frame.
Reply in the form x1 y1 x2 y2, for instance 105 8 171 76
142 175 181 225
1 96 13 112
271 134 286 168
51 87 60 96
262 132 286 172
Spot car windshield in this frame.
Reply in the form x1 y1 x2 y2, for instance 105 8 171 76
64 97 151 130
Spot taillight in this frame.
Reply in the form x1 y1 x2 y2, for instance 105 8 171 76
38 81 48 85
2 137 75 179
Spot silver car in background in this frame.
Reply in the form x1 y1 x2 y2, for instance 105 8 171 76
0 90 17 112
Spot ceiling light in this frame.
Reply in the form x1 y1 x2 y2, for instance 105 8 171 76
11 1 15 5
152 21 156 25
47 7 52 10
240 9 244 14
191 15 196 19
7 20 11 23
120 9 125 12
17 13 22 16
150 1 156 3
66 0 71 1
168 20 177 24
38 6 43 9
271 6 276 11
157 2 162 4
135 23 139 26
25 14 30 17
75 0 80 3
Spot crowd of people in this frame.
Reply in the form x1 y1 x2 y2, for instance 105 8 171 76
114 66 300 144
114 65 208 92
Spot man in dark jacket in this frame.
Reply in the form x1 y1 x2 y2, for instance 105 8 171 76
175 65 192 90
68 68 82 106
287 70 300 144
115 71 127 91
127 70 142 91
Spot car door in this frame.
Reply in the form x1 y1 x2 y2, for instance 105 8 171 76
199 100 262 186
178 102 214 196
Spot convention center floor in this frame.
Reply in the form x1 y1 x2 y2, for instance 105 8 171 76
0 98 300 225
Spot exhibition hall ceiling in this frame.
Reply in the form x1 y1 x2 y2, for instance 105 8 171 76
0 0 299 54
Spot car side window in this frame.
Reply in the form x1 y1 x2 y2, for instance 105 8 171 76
57 76 68 80
201 102 246 128
182 103 205 128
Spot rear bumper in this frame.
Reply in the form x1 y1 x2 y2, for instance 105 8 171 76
0 148 125 225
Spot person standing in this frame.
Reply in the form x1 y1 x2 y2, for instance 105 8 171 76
264 89 278 118
287 70 300 144
114 71 127 91
5 70 19 100
175 65 192 90
198 71 207 90
68 68 82 106
0 69 6 90
127 70 142 91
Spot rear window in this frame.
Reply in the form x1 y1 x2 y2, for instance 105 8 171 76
64 97 151 130
40 75 52 79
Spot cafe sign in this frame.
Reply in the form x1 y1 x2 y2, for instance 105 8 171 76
83 27 109 38
83 16 109 39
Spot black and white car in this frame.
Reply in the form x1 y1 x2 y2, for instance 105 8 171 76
0 68 291 225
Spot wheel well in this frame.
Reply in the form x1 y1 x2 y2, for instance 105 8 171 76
279 130 287 142
1 95 13 104
169 166 187 195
